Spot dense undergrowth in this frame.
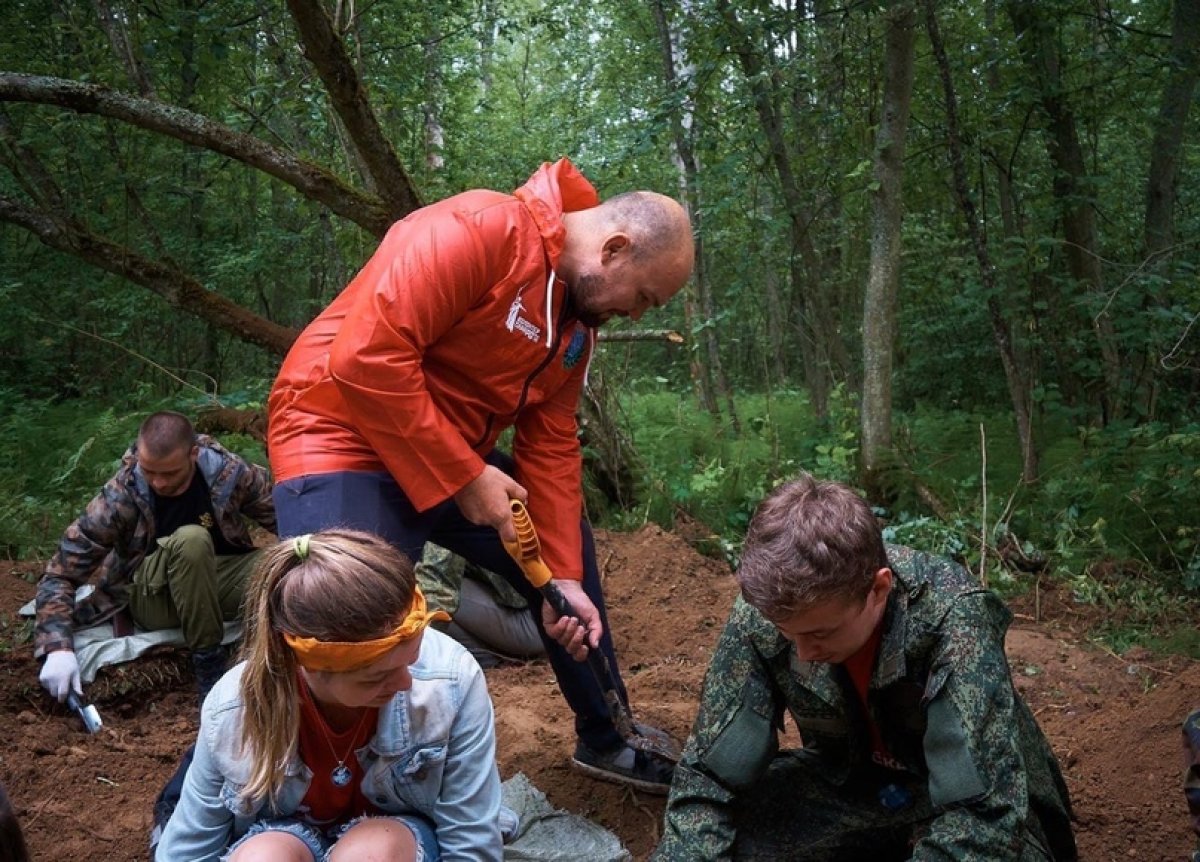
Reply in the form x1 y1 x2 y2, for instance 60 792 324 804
3 387 1197 656
610 387 1200 656
0 391 267 561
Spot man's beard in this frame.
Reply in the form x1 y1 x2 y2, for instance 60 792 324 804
567 272 607 328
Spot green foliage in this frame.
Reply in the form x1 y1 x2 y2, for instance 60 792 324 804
1 0 1198 669
2 0 1196 426
1034 422 1200 584
810 384 861 484
881 515 970 568
1142 624 1200 661
1068 568 1199 658
0 393 270 561
614 386 853 563
0 396 143 559
0 615 35 658
602 388 1200 656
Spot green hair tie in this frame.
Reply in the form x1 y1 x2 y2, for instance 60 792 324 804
293 534 312 561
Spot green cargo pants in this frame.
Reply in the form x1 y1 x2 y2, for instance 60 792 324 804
127 525 261 651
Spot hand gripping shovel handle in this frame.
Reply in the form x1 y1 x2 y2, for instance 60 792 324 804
502 500 679 761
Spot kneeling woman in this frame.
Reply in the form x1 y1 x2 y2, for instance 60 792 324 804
156 529 503 861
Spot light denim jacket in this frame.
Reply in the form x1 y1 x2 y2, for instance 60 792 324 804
156 629 503 861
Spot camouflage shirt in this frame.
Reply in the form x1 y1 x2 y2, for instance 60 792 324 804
654 545 1076 861
34 435 276 659
416 543 528 617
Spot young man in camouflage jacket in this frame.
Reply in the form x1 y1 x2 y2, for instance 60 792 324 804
654 474 1077 861
35 411 276 704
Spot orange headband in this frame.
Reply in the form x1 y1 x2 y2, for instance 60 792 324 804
283 586 450 672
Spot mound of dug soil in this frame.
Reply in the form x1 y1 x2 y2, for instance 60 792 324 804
0 527 1195 860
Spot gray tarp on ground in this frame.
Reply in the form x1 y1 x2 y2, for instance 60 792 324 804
501 772 632 861
20 588 242 683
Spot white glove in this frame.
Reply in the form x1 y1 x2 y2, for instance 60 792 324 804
40 650 82 702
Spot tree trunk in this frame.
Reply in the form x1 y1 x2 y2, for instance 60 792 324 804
763 267 788 386
1139 0 1200 414
716 0 833 418
1007 0 1122 423
178 0 215 383
860 1 917 496
578 366 639 509
807 0 854 389
478 0 496 98
423 28 445 173
1142 0 1200 262
285 0 422 217
651 0 739 429
91 0 156 98
929 0 1038 481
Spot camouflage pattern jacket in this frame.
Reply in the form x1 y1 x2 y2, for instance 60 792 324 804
34 436 276 659
417 543 528 617
655 545 1076 861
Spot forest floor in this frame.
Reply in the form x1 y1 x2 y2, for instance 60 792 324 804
1 524 1196 861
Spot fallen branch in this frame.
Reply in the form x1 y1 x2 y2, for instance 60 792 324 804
597 329 684 343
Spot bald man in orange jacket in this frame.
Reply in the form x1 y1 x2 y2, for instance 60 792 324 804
268 159 693 793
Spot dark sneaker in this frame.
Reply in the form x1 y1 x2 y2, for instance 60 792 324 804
571 740 674 795
191 646 227 706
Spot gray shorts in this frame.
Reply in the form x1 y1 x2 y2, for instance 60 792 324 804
224 812 439 862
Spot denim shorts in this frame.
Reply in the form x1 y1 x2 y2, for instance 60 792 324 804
223 812 439 862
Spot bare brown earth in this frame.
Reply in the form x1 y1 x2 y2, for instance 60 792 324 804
0 526 1195 861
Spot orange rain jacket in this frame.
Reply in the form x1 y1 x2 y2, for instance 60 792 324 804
268 160 599 580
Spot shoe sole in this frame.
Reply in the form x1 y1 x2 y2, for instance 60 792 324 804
570 756 670 796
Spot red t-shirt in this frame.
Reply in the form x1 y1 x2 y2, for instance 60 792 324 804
296 680 380 828
841 623 902 770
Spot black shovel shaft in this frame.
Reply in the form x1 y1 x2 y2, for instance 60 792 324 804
539 580 636 740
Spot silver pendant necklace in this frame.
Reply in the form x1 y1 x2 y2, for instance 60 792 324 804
315 705 371 789
331 761 354 788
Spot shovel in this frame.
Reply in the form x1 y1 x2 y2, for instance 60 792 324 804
501 499 680 763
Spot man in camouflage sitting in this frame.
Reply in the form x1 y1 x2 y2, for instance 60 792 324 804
34 411 275 705
417 543 544 669
654 473 1077 861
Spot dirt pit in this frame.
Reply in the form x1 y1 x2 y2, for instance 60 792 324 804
1 526 1195 860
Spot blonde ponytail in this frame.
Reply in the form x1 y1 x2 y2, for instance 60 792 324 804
236 530 417 809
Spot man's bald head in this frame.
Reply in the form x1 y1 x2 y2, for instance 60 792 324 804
560 191 694 326
597 191 694 271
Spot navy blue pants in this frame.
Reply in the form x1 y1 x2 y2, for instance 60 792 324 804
272 451 629 752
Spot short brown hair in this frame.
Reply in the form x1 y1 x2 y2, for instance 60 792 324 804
736 474 888 621
136 411 196 458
